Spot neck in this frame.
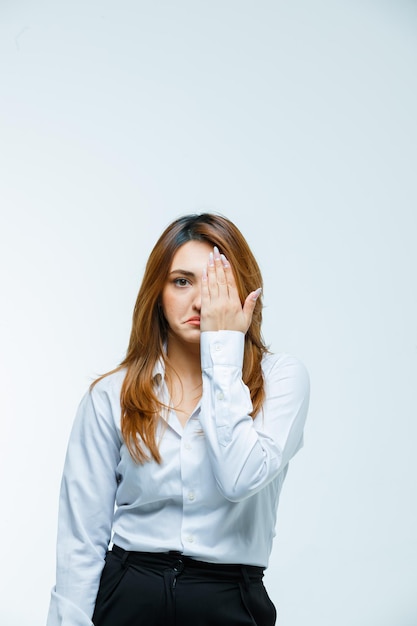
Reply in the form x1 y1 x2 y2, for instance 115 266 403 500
165 334 201 381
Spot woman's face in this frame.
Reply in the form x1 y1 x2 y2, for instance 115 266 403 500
161 240 212 346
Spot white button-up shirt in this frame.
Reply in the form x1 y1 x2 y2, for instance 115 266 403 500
47 331 310 625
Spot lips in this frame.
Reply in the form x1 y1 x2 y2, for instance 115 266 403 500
185 316 201 325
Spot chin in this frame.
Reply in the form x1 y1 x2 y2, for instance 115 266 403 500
184 332 201 344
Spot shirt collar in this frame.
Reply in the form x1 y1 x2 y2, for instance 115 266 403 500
152 351 166 388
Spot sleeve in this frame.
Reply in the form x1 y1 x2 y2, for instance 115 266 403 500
46 383 121 626
199 331 310 502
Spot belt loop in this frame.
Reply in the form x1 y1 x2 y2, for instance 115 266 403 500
241 566 250 590
121 550 130 569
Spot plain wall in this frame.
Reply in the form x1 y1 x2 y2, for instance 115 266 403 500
1 1 416 625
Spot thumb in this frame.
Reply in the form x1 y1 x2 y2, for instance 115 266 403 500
242 287 262 326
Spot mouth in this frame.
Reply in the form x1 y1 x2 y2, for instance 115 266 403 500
185 317 201 326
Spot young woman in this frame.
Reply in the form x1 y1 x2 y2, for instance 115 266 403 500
47 213 310 626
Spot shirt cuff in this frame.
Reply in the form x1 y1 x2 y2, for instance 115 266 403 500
200 331 245 370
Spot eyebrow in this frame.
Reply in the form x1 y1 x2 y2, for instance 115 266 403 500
168 269 196 277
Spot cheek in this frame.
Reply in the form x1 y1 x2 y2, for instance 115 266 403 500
161 288 178 320
160 290 171 317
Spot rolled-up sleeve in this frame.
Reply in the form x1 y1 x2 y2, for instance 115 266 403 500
47 383 121 625
199 331 310 502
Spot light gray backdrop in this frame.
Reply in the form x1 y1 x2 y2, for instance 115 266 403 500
1 1 416 625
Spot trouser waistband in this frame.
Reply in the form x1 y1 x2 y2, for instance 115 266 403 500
111 544 264 582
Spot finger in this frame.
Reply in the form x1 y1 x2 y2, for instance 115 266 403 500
220 253 241 303
242 288 262 329
207 250 218 297
201 265 210 303
213 246 228 292
220 253 235 288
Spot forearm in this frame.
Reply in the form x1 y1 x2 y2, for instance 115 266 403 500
48 385 121 624
199 331 309 501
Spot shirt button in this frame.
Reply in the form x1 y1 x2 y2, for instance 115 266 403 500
216 391 224 401
184 442 192 450
186 534 194 543
214 343 222 352
187 491 195 501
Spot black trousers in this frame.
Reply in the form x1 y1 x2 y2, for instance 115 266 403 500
92 545 277 626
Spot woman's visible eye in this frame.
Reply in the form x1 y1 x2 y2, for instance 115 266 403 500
173 278 190 287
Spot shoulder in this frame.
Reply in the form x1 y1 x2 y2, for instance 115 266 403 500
68 370 127 442
89 368 127 404
92 367 127 389
262 351 310 393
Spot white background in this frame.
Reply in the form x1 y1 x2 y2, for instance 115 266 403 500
1 1 416 625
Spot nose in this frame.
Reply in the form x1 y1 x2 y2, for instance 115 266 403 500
192 288 201 312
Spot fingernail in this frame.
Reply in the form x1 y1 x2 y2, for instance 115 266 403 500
213 246 221 261
252 288 262 300
209 252 214 266
220 254 230 268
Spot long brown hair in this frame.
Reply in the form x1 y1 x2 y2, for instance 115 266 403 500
94 213 268 463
